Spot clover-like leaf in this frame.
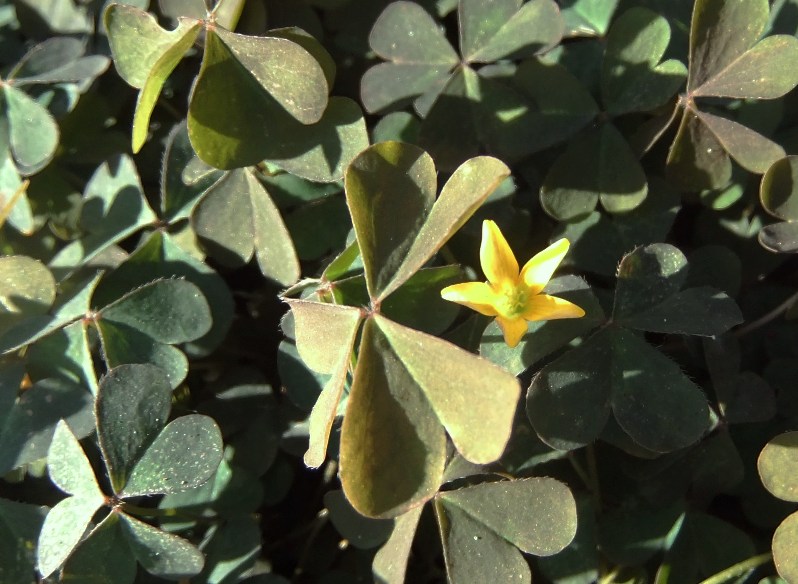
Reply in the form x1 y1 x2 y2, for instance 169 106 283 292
339 318 446 518
0 256 56 331
758 431 798 503
1 84 59 174
118 512 205 579
541 122 648 220
188 26 330 169
529 326 712 453
325 490 394 549
613 244 742 335
560 0 619 37
60 514 136 584
601 8 687 116
96 279 212 386
0 273 101 355
284 299 362 468
372 506 424 584
192 168 299 285
0 372 94 475
37 422 106 579
120 414 223 497
667 0 798 190
773 512 798 582
361 1 458 114
48 155 157 280
95 364 173 495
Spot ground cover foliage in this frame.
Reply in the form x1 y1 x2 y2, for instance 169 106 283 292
2 0 798 582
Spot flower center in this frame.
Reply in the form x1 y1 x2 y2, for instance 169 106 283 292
494 281 528 319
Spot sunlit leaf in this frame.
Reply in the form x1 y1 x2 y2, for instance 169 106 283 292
339 318 446 518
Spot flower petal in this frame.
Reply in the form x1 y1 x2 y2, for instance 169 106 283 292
496 316 528 348
522 293 585 321
480 220 519 286
441 282 500 316
520 238 570 295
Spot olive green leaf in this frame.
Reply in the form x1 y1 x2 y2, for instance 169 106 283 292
104 3 201 152
187 26 329 169
667 0 798 190
283 299 362 468
773 511 798 582
435 478 577 582
340 317 447 519
192 168 300 285
0 256 55 332
758 156 798 253
345 142 509 300
60 514 136 584
758 431 798 503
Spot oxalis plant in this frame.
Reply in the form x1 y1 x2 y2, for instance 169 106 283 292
3 0 798 582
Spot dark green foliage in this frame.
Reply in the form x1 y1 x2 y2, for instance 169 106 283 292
2 0 798 582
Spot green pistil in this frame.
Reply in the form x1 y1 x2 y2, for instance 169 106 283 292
495 282 528 319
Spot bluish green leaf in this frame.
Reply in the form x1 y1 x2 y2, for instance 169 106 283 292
121 414 223 497
0 377 94 474
47 420 103 498
95 364 173 494
3 84 59 174
0 498 46 584
36 495 105 579
61 513 137 584
118 512 204 579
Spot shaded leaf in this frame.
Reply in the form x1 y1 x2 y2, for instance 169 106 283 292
61 513 136 584
541 123 647 220
761 155 798 221
758 220 798 253
118 512 204 579
192 168 299 285
95 364 173 494
325 490 394 549
560 0 619 36
0 498 46 584
613 243 688 320
0 377 94 475
601 8 686 115
372 506 423 584
527 328 612 450
610 328 710 452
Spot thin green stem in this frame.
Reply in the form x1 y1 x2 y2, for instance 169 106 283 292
598 566 621 584
696 552 772 584
735 289 798 338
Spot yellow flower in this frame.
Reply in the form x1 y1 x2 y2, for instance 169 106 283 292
441 220 585 348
